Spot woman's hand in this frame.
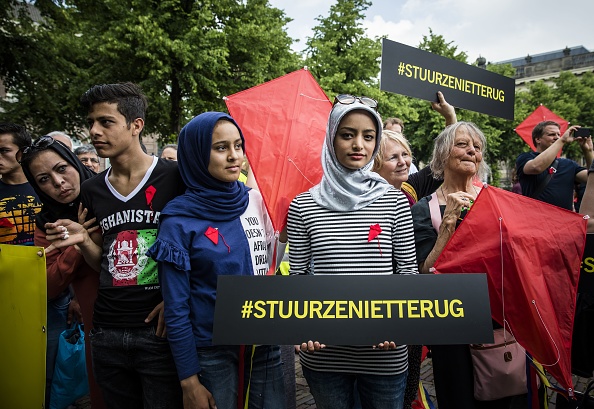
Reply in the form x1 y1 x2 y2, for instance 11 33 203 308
68 296 83 324
300 340 326 353
441 191 476 229
44 218 97 252
420 189 476 274
181 375 217 409
44 205 99 253
374 341 397 350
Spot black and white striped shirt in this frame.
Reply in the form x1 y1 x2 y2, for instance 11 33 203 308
287 188 418 375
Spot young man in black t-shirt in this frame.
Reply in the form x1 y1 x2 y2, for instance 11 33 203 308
52 83 184 408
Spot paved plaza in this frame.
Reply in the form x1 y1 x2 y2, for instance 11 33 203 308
74 354 591 409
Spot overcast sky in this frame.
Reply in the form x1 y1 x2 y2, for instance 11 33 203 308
269 0 594 64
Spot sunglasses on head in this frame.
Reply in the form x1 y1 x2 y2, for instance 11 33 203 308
333 94 378 111
16 135 56 164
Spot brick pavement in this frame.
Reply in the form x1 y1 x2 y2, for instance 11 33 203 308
296 356 592 409
74 355 591 408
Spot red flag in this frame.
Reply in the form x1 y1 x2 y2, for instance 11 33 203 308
515 105 569 151
432 185 587 394
225 68 331 233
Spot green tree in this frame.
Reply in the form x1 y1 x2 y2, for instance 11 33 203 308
0 1 34 89
0 1 89 134
418 28 468 62
1 0 300 141
303 0 414 125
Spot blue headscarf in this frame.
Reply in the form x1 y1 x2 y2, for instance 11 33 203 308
161 112 250 221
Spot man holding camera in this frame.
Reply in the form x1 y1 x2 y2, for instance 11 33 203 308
516 121 593 210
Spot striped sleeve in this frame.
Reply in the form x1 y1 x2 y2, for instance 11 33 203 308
287 194 312 275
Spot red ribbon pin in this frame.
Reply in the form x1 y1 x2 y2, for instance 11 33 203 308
204 226 219 245
368 224 383 256
204 226 231 253
145 185 156 211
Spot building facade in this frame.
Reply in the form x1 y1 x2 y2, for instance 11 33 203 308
495 46 594 91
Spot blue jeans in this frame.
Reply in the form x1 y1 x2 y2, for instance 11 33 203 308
196 345 286 409
90 326 182 409
302 366 407 409
46 291 71 407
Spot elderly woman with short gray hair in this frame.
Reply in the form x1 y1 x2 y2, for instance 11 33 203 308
412 122 526 409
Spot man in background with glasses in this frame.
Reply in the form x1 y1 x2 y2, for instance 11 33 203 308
74 144 101 173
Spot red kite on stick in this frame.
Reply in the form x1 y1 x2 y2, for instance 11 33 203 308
515 105 569 151
433 185 587 395
225 68 331 233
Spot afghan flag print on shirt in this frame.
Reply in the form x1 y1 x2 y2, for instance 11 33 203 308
106 229 159 286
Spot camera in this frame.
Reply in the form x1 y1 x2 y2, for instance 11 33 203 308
574 127 591 138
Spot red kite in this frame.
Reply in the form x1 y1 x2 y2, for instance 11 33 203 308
515 105 569 151
433 185 587 395
225 68 331 233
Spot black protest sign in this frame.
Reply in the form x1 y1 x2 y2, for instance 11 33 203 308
579 234 594 294
213 274 493 345
380 39 515 120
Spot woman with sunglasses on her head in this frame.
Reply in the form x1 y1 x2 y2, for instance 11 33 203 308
288 95 418 409
147 112 287 409
19 136 106 409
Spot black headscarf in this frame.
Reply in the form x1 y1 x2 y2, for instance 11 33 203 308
20 138 96 229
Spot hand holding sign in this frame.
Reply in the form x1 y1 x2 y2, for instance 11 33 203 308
213 275 493 345
431 91 457 125
380 39 515 120
374 341 398 350
300 340 326 353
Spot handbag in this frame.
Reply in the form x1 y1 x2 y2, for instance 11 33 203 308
49 323 89 409
470 328 527 401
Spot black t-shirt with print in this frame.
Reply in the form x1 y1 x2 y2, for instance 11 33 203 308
0 181 43 245
81 158 185 327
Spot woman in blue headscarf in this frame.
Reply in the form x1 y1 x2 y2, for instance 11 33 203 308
148 112 286 409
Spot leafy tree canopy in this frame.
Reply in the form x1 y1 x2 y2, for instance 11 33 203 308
1 0 300 141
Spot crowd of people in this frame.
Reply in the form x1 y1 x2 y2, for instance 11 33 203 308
0 81 592 409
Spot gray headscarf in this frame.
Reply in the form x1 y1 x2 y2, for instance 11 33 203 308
310 100 392 211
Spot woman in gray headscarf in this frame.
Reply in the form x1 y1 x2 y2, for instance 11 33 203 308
287 95 418 409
